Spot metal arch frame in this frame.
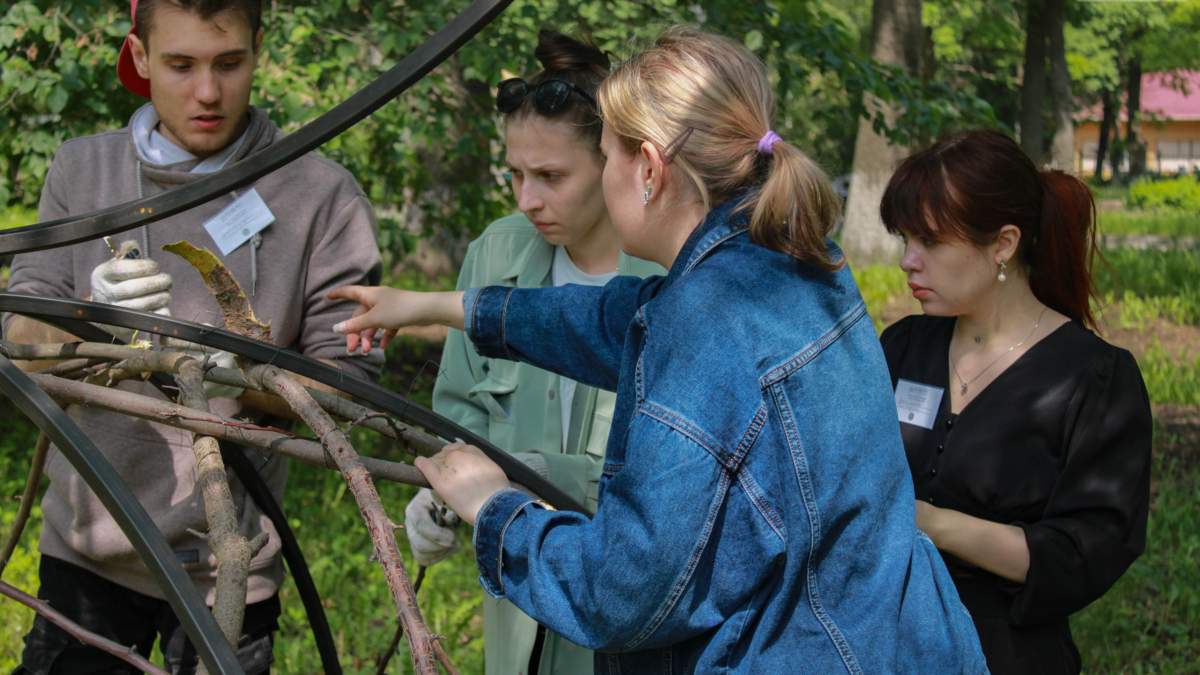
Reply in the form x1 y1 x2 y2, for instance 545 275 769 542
0 356 247 675
0 0 526 671
0 294 591 515
31 313 347 675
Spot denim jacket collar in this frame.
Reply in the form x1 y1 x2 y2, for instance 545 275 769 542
664 191 752 287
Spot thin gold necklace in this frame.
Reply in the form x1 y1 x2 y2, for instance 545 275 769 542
950 306 1048 396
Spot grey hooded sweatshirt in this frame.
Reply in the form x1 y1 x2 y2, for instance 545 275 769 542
4 105 384 604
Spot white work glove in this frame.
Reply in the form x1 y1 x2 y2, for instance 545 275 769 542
164 331 246 401
405 488 461 567
90 246 172 338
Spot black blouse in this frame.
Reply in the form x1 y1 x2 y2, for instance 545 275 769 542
881 315 1151 654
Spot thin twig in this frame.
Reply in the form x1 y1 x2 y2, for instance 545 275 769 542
0 579 171 675
0 431 52 577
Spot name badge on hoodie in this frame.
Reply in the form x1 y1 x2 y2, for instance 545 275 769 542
895 379 944 430
203 188 275 256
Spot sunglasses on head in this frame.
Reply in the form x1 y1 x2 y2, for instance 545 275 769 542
496 78 598 115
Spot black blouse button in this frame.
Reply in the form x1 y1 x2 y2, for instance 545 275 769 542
937 444 945 454
945 418 954 429
927 496 935 504
930 468 938 477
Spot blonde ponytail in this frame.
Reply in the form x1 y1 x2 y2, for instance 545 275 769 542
599 26 843 271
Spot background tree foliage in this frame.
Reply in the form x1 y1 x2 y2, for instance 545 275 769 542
0 0 995 265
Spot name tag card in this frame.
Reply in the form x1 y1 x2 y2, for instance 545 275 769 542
203 188 275 256
895 379 944 430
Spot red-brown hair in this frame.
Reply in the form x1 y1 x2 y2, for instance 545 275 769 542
880 129 1101 328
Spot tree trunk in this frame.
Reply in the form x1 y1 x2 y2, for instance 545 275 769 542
840 0 923 266
1126 56 1146 181
1096 89 1116 179
1046 0 1075 173
1019 0 1047 164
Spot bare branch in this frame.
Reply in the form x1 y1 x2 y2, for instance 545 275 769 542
175 357 265 650
0 431 51 576
27 373 432 488
0 579 170 675
0 340 445 456
245 364 443 675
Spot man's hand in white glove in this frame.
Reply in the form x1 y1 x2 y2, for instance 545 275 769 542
405 488 461 567
164 333 246 401
91 242 172 338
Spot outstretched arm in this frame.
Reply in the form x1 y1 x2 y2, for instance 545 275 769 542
416 418 781 652
330 275 662 391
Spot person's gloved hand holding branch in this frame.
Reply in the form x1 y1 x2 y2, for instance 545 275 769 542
90 240 172 338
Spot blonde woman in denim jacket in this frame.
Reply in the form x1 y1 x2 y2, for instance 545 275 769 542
407 30 662 675
334 27 987 675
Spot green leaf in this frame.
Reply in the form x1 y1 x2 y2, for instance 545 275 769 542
46 86 67 114
744 30 764 52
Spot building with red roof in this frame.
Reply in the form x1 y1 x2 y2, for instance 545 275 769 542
1074 70 1200 176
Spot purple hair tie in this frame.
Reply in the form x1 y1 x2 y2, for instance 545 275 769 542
758 130 783 155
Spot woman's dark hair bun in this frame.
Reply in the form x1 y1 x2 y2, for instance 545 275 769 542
534 29 609 77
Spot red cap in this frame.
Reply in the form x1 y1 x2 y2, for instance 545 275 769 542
117 0 151 99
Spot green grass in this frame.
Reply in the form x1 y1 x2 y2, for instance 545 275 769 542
0 207 35 230
1137 343 1200 408
1099 211 1200 238
1072 465 1200 672
851 264 908 332
1095 247 1200 300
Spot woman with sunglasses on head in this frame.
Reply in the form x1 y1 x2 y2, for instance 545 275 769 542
878 130 1151 674
331 26 985 673
389 29 664 675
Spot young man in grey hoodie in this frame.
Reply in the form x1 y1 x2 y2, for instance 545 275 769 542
4 0 383 672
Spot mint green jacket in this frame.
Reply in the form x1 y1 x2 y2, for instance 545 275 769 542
432 214 664 675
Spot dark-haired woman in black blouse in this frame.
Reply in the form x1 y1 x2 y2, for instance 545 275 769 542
878 130 1152 675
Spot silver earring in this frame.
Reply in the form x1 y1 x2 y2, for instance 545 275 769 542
643 186 652 205
998 260 1007 282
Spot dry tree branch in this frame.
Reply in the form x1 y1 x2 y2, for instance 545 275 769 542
27 372 432 487
0 431 51 576
0 579 170 675
244 364 450 675
0 340 444 456
175 357 270 650
165 240 451 675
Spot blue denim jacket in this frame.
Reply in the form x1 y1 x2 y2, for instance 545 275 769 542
462 196 988 674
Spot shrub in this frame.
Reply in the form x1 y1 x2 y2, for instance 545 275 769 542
1128 174 1200 214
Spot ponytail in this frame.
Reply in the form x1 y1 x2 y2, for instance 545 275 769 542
599 26 843 271
1032 171 1101 328
748 141 843 270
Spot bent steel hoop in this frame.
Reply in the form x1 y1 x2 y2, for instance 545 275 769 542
0 294 591 515
0 0 534 672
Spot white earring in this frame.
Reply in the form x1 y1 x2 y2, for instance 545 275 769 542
998 260 1007 282
643 186 652 205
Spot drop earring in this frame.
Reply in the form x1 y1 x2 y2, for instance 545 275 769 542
998 259 1007 282
643 186 653 205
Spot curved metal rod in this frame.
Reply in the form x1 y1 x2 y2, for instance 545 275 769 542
0 0 514 255
0 293 592 516
0 355 245 675
26 315 346 675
